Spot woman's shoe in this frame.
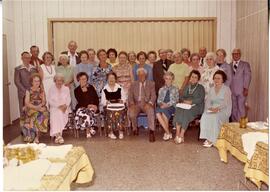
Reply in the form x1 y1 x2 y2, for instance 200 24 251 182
119 132 124 139
163 133 171 141
58 136 64 144
203 142 213 148
90 128 96 135
174 136 182 144
54 136 60 144
108 132 117 139
86 133 92 138
203 140 208 145
34 137 39 144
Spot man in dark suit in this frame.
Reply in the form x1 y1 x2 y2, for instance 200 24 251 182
61 40 81 66
230 48 251 122
30 45 43 70
199 47 207 67
128 68 157 142
14 52 38 116
153 49 173 95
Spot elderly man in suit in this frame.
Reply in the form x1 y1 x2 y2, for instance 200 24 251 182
128 68 157 142
14 52 38 116
230 48 251 122
61 40 81 66
199 47 207 67
153 49 173 95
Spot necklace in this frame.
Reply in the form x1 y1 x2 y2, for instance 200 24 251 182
188 83 198 94
45 64 53 74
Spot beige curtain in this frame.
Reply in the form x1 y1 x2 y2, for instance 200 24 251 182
52 19 216 58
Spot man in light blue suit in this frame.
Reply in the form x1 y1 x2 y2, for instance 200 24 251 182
230 48 251 122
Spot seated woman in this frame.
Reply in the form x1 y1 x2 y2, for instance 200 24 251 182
156 71 179 141
101 72 127 140
200 70 232 147
74 72 99 138
173 70 205 144
48 73 71 144
22 73 49 143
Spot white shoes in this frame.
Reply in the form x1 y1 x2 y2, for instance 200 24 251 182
119 132 124 140
174 136 182 144
163 133 172 141
86 133 92 138
203 140 213 147
90 128 96 135
108 132 117 140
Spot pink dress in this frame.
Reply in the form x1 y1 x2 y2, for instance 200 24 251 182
48 84 71 137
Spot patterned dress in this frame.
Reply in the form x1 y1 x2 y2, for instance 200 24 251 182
92 64 112 98
20 88 49 134
200 65 219 98
112 63 133 98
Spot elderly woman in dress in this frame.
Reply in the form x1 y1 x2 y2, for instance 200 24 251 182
200 70 232 147
48 73 71 144
101 72 127 139
22 73 49 143
173 70 205 144
200 52 220 98
74 72 99 138
156 71 179 141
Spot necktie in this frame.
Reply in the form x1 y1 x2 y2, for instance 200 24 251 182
162 60 167 72
233 62 238 74
200 58 204 67
140 82 146 102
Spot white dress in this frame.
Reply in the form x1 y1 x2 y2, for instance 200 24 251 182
40 64 56 106
48 84 71 137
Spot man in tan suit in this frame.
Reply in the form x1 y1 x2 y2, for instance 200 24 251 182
128 68 157 142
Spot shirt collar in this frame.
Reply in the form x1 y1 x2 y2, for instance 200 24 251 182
20 63 36 70
68 51 78 57
104 83 121 91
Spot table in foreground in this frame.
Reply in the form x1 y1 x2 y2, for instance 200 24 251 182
39 146 94 191
215 123 268 188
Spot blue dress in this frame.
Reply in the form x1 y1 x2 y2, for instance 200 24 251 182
200 85 232 143
156 89 176 119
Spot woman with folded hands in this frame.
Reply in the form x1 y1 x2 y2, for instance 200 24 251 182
199 70 232 147
173 70 205 144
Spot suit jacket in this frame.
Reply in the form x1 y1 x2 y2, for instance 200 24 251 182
14 64 38 97
61 51 81 65
230 60 251 95
153 59 173 93
128 80 156 106
218 62 233 87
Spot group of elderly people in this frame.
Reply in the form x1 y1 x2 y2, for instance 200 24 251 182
15 41 251 147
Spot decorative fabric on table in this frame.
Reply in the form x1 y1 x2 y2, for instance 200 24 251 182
244 142 269 188
242 132 268 159
215 122 268 163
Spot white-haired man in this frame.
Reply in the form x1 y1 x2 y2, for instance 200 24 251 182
128 68 157 142
61 40 81 66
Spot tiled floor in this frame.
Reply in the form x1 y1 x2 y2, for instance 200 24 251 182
5 123 268 191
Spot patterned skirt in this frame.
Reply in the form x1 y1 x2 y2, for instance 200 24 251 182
104 107 127 132
74 107 96 130
20 108 49 133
